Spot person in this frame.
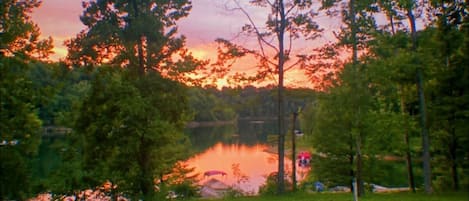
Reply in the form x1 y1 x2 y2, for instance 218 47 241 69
314 181 325 192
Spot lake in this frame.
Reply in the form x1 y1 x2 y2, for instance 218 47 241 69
184 120 310 194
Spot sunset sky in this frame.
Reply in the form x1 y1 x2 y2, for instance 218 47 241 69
31 0 347 88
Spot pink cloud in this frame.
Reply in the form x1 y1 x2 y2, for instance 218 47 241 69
31 1 330 88
32 0 84 38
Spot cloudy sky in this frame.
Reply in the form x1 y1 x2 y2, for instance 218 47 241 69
31 0 345 88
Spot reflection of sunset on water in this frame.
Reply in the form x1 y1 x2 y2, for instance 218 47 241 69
185 142 309 193
186 143 280 193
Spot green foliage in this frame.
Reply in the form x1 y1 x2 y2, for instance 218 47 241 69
156 162 200 199
0 57 42 200
258 172 292 195
188 87 237 122
36 135 86 195
302 1 469 193
0 0 53 60
424 9 469 191
74 67 191 198
24 64 92 195
304 63 375 188
65 0 206 83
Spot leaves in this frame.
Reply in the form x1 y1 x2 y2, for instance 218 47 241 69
0 0 53 60
0 57 42 199
74 68 191 197
67 0 203 82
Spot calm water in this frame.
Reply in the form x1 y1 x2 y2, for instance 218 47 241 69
184 120 309 193
35 120 413 193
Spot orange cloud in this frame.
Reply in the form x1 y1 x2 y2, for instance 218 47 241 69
32 1 334 89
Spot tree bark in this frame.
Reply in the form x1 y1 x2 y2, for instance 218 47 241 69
291 112 298 191
400 85 416 192
407 7 432 194
356 133 364 196
349 0 364 196
449 119 459 190
277 0 286 194
138 134 153 198
350 0 358 65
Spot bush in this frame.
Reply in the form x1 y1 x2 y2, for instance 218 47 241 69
258 172 292 195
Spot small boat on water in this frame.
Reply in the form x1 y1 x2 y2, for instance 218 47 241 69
204 170 227 177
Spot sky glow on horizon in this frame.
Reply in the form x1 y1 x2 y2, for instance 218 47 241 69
30 0 349 89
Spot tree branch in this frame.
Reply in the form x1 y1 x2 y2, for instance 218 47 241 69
233 0 279 54
284 58 302 72
285 2 297 16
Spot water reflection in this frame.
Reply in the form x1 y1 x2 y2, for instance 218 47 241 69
185 120 275 153
184 120 310 193
185 142 288 193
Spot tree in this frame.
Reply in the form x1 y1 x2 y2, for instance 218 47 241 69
188 87 237 122
65 0 205 83
27 64 92 196
0 57 42 200
75 68 191 199
213 0 322 193
0 1 53 199
0 0 53 60
366 29 421 193
427 0 469 191
306 62 376 196
374 1 420 191
404 1 433 193
65 1 206 198
318 0 379 196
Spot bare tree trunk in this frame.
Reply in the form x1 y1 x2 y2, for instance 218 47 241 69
291 112 298 191
356 133 364 196
407 7 432 194
277 0 287 194
404 119 417 193
399 85 416 192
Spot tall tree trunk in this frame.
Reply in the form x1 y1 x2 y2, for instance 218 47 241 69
407 7 432 194
277 0 287 194
440 1 459 190
350 0 358 64
450 124 459 190
132 0 145 75
400 85 416 192
387 6 416 191
349 145 355 191
291 112 298 191
355 132 364 196
349 0 364 197
139 135 153 198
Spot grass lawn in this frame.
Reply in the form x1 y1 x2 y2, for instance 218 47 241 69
202 191 468 201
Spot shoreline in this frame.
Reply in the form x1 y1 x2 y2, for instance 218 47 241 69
185 120 236 128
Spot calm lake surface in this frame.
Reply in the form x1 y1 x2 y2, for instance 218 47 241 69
184 120 310 193
36 120 413 193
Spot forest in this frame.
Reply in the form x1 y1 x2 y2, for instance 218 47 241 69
1 0 468 200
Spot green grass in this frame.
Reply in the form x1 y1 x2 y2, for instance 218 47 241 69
199 191 468 201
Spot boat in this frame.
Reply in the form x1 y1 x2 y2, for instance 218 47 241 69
203 170 227 177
